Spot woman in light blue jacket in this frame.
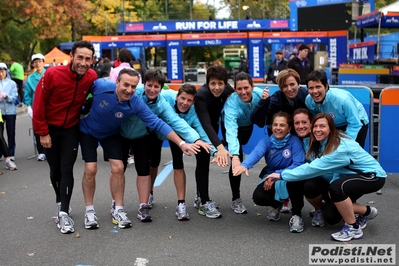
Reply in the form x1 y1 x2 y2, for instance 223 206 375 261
220 72 263 214
0 62 18 160
266 113 386 242
305 70 369 147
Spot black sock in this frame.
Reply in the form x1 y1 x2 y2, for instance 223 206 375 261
178 200 185 205
150 191 153 195
351 222 359 229
363 205 371 216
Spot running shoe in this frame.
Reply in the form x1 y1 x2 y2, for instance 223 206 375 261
267 206 281 221
311 210 325 227
37 153 46 161
148 194 154 209
55 204 72 223
112 209 132 228
110 202 115 216
137 204 152 222
175 203 190 221
198 201 222 219
331 224 363 241
231 198 247 214
357 206 378 229
57 211 74 234
280 199 291 213
5 159 17 170
289 215 304 233
85 210 99 229
193 195 201 209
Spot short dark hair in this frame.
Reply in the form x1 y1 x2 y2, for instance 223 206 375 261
71 41 95 58
306 70 328 88
272 111 293 128
117 68 140 82
234 71 253 88
143 69 166 88
118 48 133 63
206 65 228 87
178 83 197 99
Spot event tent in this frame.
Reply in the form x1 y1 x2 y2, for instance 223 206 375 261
356 1 399 28
44 47 70 65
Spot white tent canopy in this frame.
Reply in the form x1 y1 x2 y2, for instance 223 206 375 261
380 0 399 15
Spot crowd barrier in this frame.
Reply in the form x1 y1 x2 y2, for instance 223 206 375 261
378 87 399 174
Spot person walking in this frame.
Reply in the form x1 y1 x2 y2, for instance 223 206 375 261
24 53 47 161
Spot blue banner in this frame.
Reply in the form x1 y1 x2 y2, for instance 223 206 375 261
182 38 247 46
349 43 375 62
120 19 289 33
166 40 183 82
248 38 264 80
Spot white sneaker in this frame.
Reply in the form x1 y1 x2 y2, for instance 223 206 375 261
85 210 99 229
57 211 74 234
5 158 17 170
331 224 363 241
175 203 190 221
37 153 46 161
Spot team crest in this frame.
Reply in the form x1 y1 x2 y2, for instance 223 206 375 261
115 112 124 118
329 112 336 119
282 149 291 158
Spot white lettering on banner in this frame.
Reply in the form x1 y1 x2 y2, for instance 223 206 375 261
171 49 178 80
329 38 337 68
353 47 369 60
217 21 238 29
253 46 260 77
176 22 196 30
197 21 217 30
93 43 101 59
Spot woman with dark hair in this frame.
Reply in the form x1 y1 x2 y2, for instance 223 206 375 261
266 113 386 241
220 72 263 214
233 112 304 229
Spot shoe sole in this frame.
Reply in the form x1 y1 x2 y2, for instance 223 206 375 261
112 219 132 228
267 217 280 221
85 224 99 229
232 209 248 214
198 210 222 219
332 233 363 242
137 216 152 222
311 222 325 227
177 216 190 221
290 228 304 233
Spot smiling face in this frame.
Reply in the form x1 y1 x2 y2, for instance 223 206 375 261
281 75 299 100
70 47 94 75
307 80 327 103
272 116 291 140
235 79 253 103
145 79 162 101
208 77 225 97
0 69 6 80
116 73 139 102
294 113 311 138
176 91 195 113
312 117 330 142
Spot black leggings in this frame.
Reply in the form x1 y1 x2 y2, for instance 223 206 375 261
323 175 385 225
252 181 281 209
223 124 253 201
44 125 79 214
0 122 9 157
169 140 212 203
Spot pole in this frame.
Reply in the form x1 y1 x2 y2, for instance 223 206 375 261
238 0 240 20
165 0 169 20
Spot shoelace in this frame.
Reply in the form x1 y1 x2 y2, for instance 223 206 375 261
178 204 186 213
339 225 350 236
61 215 73 226
117 210 129 220
291 216 301 226
207 202 217 211
86 212 97 221
314 211 323 221
140 206 150 215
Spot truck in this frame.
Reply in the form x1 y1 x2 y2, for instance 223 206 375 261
223 48 247 80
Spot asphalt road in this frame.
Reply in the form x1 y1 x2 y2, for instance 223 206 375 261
0 112 398 266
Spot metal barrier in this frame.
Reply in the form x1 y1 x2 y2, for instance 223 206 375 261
378 87 399 173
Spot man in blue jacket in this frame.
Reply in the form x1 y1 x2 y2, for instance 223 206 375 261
79 69 200 230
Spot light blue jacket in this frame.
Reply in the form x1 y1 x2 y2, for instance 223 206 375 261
120 85 200 142
222 87 263 155
0 78 18 115
305 88 369 140
281 136 387 183
159 90 216 151
24 70 46 106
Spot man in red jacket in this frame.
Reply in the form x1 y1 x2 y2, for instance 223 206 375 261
33 41 97 234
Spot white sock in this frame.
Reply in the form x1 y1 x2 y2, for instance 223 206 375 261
86 205 94 212
114 205 123 215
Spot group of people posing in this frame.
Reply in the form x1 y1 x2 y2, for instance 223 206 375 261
27 41 385 243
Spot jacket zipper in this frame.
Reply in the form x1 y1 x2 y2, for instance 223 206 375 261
62 78 79 128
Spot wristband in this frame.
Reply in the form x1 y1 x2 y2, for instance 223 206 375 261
232 158 240 160
179 141 186 147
